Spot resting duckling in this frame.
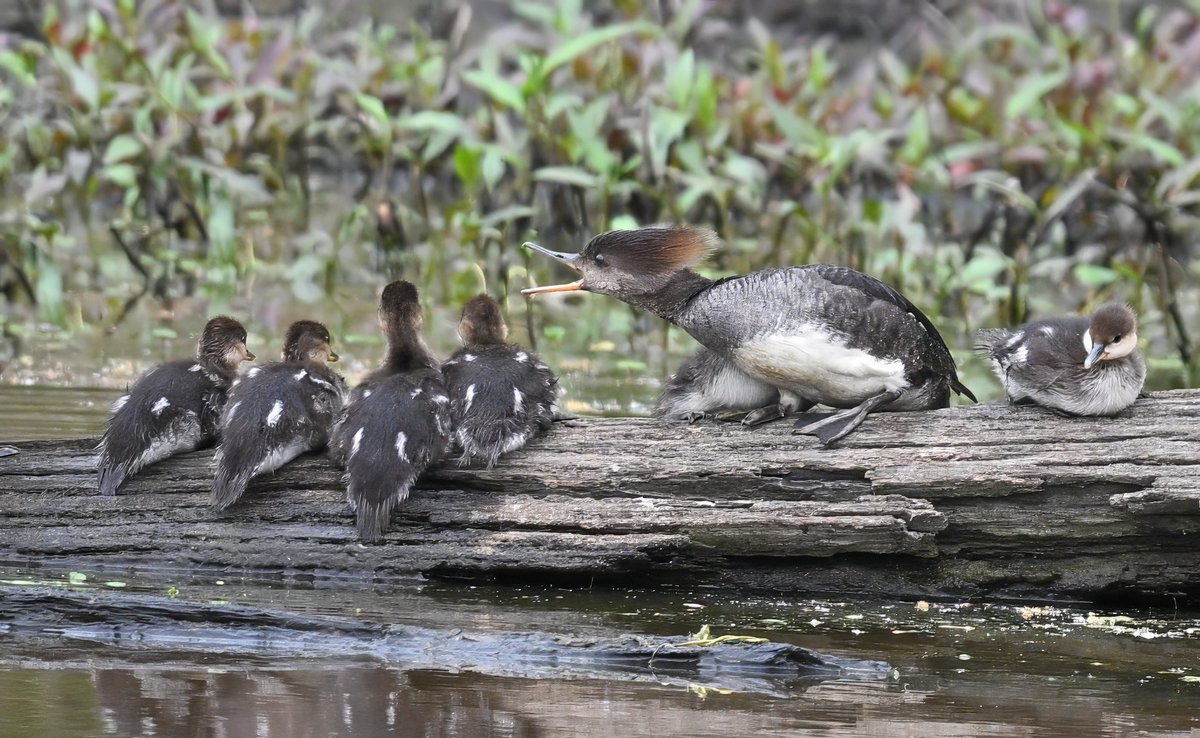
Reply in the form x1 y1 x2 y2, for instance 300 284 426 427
330 281 450 542
655 347 779 423
97 316 254 496
442 295 557 467
211 320 346 509
977 302 1146 416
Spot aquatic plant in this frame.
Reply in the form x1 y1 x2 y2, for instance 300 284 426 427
0 0 1196 397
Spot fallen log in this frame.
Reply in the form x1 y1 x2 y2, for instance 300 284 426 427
2 389 1199 604
0 586 885 698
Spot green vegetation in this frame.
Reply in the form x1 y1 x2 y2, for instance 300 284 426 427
0 0 1196 400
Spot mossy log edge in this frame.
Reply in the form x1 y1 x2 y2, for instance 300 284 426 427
3 389 1199 605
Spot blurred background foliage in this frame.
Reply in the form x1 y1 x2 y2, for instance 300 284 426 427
0 0 1196 413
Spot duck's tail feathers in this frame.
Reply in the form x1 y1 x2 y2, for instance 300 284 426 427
974 328 1011 356
951 378 978 403
346 456 418 543
96 461 131 497
211 454 253 510
454 418 537 468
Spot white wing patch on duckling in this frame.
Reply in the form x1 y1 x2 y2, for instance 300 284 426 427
463 354 476 362
294 369 307 380
362 389 373 399
151 397 171 416
1004 331 1025 349
1040 326 1055 337
252 442 308 476
432 394 449 405
111 394 130 413
305 374 334 391
464 385 476 412
515 352 528 363
513 387 524 413
189 364 203 372
733 329 908 406
395 432 408 462
410 387 423 398
350 427 364 459
266 400 284 427
247 367 262 378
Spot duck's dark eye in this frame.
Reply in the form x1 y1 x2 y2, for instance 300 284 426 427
1113 334 1123 342
593 253 606 266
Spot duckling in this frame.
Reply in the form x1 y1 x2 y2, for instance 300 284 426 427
442 295 557 467
211 320 346 510
655 347 779 423
977 303 1146 416
330 281 451 542
97 316 254 496
522 226 975 445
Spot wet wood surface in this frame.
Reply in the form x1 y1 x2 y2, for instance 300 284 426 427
2 389 1199 604
0 586 882 698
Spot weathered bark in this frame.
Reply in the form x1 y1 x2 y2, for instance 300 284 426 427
2 390 1199 604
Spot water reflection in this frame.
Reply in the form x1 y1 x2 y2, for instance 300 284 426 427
2 576 1199 738
3 655 1198 738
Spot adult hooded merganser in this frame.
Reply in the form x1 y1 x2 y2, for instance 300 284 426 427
976 303 1146 416
330 281 451 542
655 347 779 423
211 320 346 510
523 226 975 444
97 316 253 496
442 295 557 467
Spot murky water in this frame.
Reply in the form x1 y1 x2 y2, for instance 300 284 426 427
0 570 1197 738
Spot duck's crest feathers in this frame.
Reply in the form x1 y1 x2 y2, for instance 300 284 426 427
584 226 718 275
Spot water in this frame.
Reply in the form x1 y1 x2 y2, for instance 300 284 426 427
0 570 1197 737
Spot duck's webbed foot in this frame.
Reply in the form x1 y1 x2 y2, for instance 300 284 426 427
742 392 815 428
792 390 902 446
713 409 750 423
684 411 712 424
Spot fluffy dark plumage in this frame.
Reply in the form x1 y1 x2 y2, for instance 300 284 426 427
443 295 557 467
331 369 450 541
211 321 345 509
97 316 252 496
976 303 1145 416
330 280 446 541
361 280 436 387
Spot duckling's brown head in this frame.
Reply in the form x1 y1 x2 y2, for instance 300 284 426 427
459 295 508 345
282 320 338 364
199 316 254 369
379 280 423 336
1084 303 1138 369
521 226 718 299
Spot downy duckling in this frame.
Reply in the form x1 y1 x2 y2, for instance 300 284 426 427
523 226 975 445
211 320 346 509
330 281 450 542
655 346 779 423
977 302 1146 415
97 316 253 495
442 295 557 467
